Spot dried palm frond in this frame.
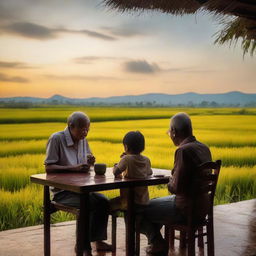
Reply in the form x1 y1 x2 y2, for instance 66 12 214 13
215 17 256 56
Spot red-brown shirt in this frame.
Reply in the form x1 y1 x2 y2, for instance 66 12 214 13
168 136 212 219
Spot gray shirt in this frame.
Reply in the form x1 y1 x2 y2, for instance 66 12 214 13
44 127 92 194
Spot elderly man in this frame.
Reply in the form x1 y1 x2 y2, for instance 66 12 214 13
44 111 111 256
142 112 212 254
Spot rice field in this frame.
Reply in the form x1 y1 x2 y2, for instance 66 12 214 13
0 107 256 231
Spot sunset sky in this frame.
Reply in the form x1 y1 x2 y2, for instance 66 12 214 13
0 0 255 98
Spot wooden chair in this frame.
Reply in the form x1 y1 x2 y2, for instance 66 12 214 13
43 189 116 256
165 160 221 256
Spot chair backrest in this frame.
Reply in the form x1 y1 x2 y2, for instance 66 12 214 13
197 160 221 205
188 160 221 224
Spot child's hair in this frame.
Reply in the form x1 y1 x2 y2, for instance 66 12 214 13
123 131 145 154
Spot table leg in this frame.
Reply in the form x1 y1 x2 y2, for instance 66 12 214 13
77 192 90 256
126 188 135 256
44 186 51 256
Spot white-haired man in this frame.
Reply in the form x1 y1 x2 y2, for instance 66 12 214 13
141 112 212 254
44 111 111 256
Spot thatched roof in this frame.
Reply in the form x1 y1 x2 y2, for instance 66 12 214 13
104 0 256 55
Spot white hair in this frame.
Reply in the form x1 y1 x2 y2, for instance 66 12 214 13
170 112 192 135
67 111 90 128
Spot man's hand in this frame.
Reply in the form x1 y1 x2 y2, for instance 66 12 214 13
87 154 96 165
72 163 90 172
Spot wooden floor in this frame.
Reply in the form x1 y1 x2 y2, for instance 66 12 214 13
0 199 255 256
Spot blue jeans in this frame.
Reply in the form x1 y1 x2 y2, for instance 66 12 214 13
140 195 185 244
53 191 109 242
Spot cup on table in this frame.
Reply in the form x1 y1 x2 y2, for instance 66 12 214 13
94 163 107 175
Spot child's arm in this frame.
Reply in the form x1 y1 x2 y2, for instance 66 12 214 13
113 156 127 177
148 158 153 176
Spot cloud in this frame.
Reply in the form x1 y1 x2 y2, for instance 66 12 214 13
58 28 116 41
0 73 30 83
102 24 146 37
73 56 128 64
124 60 161 74
2 22 56 39
44 74 122 81
123 60 216 74
0 22 117 41
0 61 33 69
165 67 216 73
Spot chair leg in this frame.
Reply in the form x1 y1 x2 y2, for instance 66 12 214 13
187 229 195 256
164 225 170 248
44 186 51 256
169 227 175 249
207 220 215 256
111 214 117 252
135 219 140 256
180 231 186 249
198 227 204 248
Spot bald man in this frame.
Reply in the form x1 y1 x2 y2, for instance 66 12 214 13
141 113 212 254
44 111 111 256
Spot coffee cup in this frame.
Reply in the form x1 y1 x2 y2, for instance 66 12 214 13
94 163 107 175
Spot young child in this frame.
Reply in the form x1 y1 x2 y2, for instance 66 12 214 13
110 131 153 211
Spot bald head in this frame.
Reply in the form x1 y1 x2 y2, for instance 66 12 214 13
67 111 90 128
170 112 192 138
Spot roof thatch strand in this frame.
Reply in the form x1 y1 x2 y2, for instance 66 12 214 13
104 0 201 14
215 17 256 56
103 0 256 55
205 0 256 20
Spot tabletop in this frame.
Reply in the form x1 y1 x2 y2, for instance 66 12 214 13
30 168 171 193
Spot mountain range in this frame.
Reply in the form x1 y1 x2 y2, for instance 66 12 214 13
1 91 256 107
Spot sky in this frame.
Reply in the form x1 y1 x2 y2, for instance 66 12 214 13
0 0 255 98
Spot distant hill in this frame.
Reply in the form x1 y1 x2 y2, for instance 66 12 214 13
1 91 256 107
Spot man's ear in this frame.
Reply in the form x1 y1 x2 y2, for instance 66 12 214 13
171 127 176 137
68 122 74 129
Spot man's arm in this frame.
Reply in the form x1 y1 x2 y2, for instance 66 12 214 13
168 148 190 194
45 163 89 173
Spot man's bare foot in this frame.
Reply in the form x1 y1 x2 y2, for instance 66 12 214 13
95 241 112 251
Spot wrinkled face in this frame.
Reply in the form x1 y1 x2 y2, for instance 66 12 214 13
70 122 90 142
167 125 179 146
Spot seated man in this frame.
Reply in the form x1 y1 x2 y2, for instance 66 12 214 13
141 112 212 254
44 111 111 256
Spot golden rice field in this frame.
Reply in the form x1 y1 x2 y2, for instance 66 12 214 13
0 107 256 231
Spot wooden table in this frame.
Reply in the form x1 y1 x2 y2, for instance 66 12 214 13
30 168 171 256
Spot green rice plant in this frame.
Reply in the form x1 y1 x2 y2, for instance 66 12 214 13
0 185 43 230
1 107 256 124
211 147 256 166
0 108 255 231
0 123 66 141
0 167 42 191
0 154 44 169
0 140 47 157
1 116 256 148
0 165 255 231
215 165 256 204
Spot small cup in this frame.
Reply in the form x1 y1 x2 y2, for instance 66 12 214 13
94 163 107 175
